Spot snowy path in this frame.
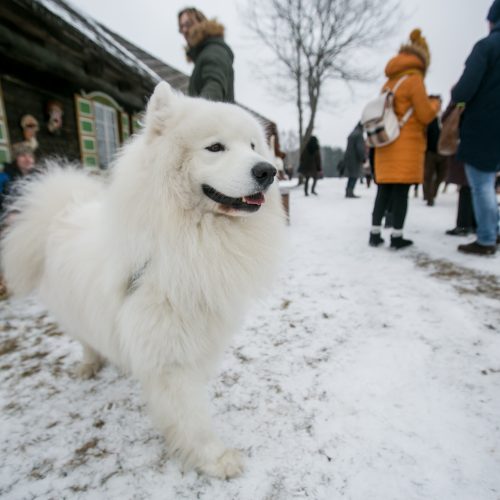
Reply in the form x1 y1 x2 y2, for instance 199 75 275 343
1 178 499 500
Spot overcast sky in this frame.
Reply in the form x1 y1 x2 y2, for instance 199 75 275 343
71 0 492 150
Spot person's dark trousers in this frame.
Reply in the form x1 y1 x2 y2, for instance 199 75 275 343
372 184 411 230
304 176 318 196
346 176 357 191
456 185 476 229
346 176 358 197
423 151 448 205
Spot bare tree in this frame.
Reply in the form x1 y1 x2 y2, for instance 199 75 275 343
243 0 400 151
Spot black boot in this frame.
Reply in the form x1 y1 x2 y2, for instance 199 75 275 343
345 189 359 198
390 235 413 249
445 226 472 236
369 232 385 247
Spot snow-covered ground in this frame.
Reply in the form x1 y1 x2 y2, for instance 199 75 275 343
1 178 499 500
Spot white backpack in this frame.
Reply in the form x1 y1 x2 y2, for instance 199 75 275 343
361 75 413 148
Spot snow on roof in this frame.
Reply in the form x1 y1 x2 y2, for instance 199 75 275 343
37 0 162 84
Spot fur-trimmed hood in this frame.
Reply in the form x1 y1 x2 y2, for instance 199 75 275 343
385 52 426 79
185 19 225 57
398 45 429 72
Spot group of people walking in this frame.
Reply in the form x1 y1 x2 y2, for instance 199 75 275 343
363 0 500 255
297 0 499 257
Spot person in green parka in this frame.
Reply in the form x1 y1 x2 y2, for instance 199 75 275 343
178 7 234 103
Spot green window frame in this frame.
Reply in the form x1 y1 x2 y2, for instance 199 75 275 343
0 81 11 165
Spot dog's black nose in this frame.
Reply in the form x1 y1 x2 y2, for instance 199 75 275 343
251 162 277 188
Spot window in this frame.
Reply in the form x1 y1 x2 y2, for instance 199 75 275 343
94 101 119 169
75 92 132 170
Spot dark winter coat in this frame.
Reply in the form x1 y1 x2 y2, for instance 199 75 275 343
186 20 234 103
343 124 366 178
298 144 322 178
451 22 500 171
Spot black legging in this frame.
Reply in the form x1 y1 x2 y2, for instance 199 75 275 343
456 185 476 229
372 184 411 230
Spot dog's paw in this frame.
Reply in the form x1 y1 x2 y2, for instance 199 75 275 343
199 448 244 479
75 361 103 379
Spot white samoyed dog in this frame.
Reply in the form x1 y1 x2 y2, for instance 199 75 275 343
1 82 285 479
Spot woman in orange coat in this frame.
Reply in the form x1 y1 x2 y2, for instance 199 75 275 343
369 29 441 249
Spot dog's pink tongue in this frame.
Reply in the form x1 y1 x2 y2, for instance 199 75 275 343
243 193 265 205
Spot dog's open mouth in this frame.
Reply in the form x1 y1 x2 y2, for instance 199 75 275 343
202 184 265 212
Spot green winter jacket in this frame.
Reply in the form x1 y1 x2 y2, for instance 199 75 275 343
186 20 234 103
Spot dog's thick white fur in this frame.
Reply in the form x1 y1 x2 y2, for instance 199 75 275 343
1 82 285 478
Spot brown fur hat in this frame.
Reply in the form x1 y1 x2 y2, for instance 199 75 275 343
399 29 430 70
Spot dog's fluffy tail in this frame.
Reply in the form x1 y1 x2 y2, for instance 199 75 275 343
1 164 103 296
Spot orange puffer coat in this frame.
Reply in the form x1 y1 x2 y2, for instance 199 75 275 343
374 53 440 184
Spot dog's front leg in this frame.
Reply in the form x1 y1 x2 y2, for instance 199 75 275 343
143 368 243 479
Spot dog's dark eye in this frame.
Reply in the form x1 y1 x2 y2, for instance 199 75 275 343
205 143 225 153
251 142 255 150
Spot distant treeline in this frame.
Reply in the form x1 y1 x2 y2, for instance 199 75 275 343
284 146 345 177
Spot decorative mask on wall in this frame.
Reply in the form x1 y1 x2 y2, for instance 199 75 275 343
46 100 64 134
20 114 39 151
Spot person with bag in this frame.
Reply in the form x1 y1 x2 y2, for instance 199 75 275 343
368 29 440 249
451 0 500 256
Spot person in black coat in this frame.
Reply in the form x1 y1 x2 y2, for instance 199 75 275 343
452 0 500 255
298 136 322 196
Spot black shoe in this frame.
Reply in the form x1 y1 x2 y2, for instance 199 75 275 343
390 235 413 249
345 193 360 198
458 240 496 255
369 232 385 247
312 191 318 196
446 227 471 236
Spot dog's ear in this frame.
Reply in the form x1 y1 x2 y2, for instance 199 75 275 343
144 81 176 136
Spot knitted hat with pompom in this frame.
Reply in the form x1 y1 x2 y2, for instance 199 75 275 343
399 28 430 70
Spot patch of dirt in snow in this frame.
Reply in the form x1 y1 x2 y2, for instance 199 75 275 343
412 252 500 301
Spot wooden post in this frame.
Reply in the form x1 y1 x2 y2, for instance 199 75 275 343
280 187 290 225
